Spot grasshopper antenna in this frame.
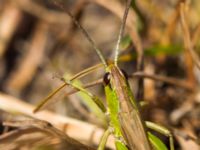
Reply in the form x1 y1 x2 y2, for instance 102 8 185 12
53 1 107 68
114 0 132 66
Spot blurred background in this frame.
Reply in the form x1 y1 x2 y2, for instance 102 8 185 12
0 0 200 149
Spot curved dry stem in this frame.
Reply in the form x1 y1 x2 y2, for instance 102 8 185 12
131 72 194 91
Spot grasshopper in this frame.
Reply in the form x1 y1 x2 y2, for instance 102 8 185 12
34 0 174 149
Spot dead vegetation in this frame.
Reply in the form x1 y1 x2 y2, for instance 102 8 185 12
0 0 200 149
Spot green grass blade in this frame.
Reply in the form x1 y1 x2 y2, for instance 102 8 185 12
115 140 129 150
148 132 168 150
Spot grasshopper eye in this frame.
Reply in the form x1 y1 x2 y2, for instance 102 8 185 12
120 69 128 80
103 72 111 86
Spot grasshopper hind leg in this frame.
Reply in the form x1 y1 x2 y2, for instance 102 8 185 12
146 121 174 150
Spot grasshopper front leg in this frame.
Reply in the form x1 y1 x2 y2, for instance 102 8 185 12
146 121 174 150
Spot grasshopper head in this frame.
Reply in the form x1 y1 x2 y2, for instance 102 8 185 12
103 65 128 86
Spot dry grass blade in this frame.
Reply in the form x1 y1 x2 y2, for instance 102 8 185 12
180 3 200 70
0 127 39 143
173 128 200 150
0 127 55 150
5 21 48 94
132 72 194 90
192 23 200 46
0 2 22 57
161 0 182 45
3 119 95 150
173 129 200 145
0 92 115 149
10 0 70 24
